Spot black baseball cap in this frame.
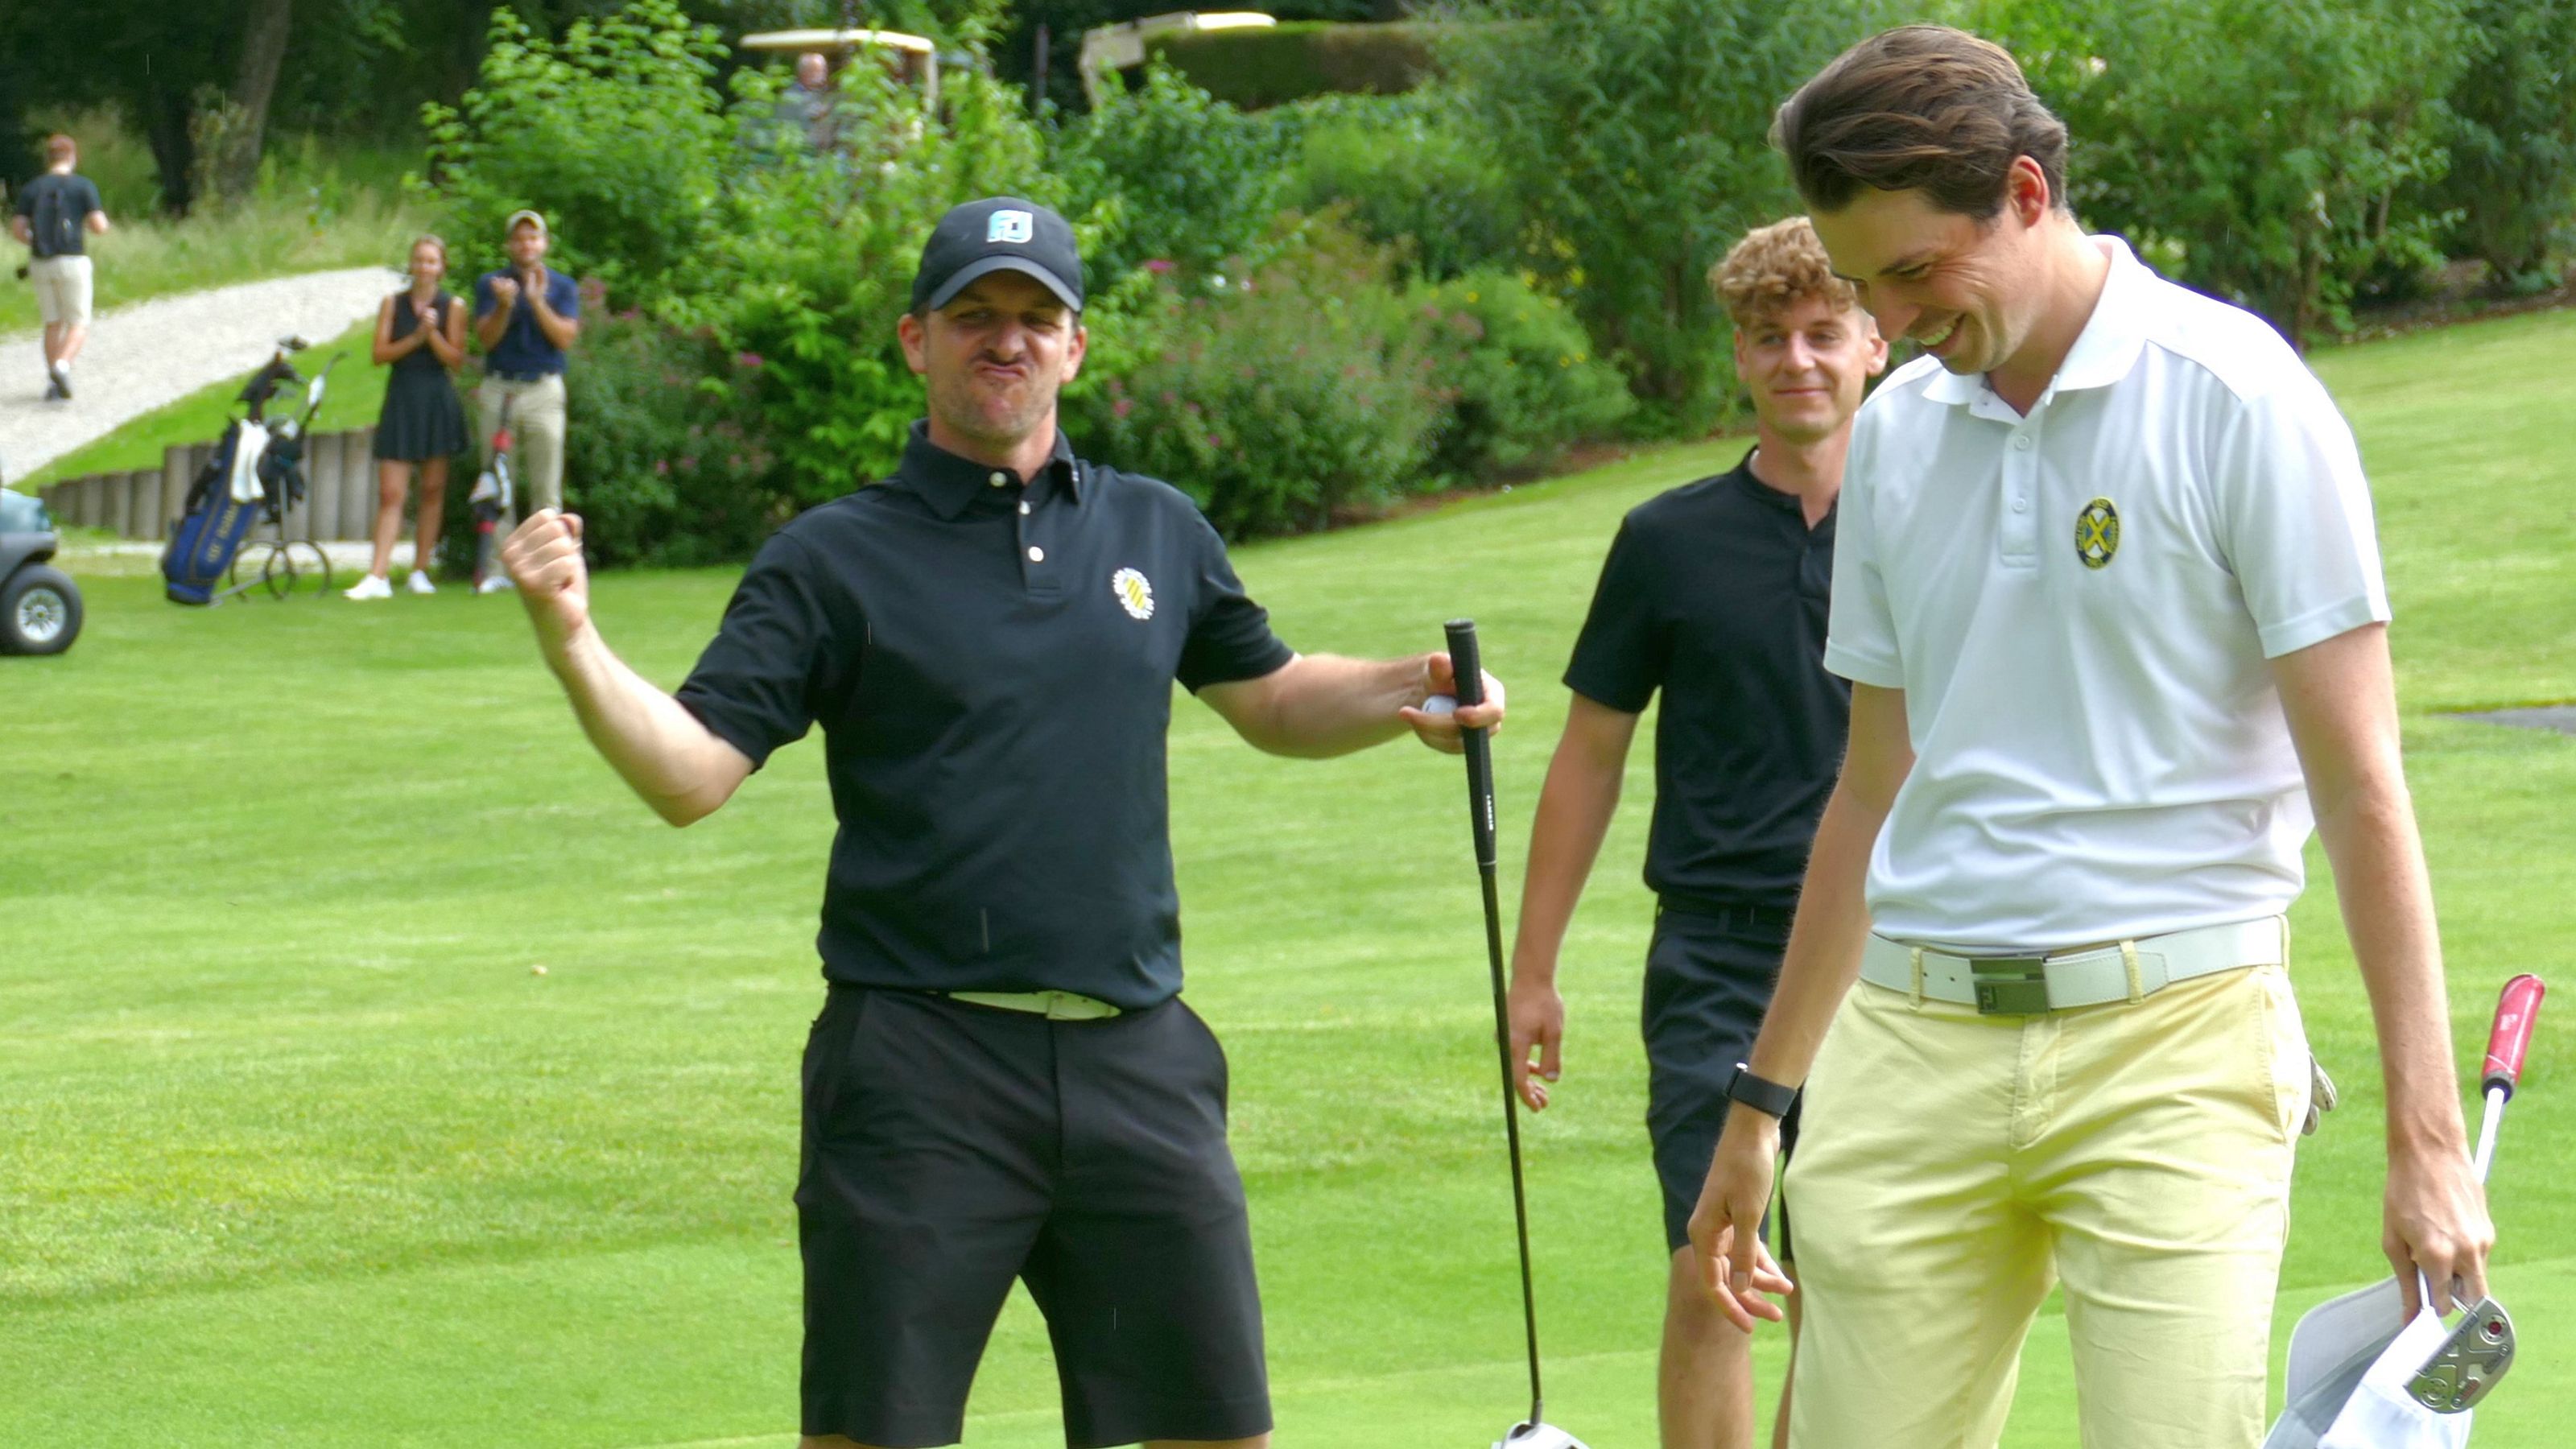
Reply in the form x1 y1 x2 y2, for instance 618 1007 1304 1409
910 197 1084 314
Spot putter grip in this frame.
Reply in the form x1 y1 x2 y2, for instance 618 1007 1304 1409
2483 974 2546 1098
1444 619 1484 709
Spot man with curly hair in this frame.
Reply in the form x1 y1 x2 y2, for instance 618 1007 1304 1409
1505 215 1884 1449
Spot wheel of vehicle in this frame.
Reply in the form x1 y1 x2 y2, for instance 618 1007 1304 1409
259 543 299 599
0 564 84 655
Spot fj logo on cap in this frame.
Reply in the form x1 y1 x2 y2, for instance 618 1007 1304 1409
1111 568 1155 621
989 209 1034 245
2074 497 2121 569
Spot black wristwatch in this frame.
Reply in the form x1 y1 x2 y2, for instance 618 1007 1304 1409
1724 1062 1798 1119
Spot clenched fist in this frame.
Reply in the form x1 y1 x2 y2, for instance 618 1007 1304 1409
489 275 522 307
502 508 589 652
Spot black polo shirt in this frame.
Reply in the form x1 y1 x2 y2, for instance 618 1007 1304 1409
1563 450 1849 910
675 423 1295 1009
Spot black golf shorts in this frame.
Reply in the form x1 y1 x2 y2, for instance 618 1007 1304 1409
1643 903 1803 1257
796 986 1270 1449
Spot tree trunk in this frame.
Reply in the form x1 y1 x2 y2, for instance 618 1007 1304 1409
212 0 295 201
138 85 199 216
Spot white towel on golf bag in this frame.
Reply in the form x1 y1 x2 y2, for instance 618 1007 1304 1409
2320 1304 2470 1449
226 421 271 505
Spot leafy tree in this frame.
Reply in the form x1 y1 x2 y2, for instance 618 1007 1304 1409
2429 0 2576 289
1052 64 1302 282
1444 0 1879 425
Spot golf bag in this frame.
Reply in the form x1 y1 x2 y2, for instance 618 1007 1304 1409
160 421 273 605
469 397 516 592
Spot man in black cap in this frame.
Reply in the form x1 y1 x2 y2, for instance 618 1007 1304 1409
500 196 1505 1449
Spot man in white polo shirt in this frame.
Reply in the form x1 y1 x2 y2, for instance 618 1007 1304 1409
1685 25 2493 1449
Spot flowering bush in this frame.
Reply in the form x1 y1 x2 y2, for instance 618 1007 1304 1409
1413 269 1634 480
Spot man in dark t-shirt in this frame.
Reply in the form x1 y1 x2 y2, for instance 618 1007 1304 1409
498 197 1504 1449
9 133 110 400
1504 217 1884 1449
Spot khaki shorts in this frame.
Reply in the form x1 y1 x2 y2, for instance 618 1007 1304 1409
1784 950 2310 1449
30 255 93 327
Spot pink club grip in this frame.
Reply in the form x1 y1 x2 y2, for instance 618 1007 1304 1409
2482 975 2546 1098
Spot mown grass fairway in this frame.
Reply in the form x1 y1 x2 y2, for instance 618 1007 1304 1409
5 309 2572 1446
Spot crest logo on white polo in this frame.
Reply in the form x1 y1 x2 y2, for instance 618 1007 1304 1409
2075 497 2121 570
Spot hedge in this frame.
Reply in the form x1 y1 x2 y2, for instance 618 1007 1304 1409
1139 21 1441 110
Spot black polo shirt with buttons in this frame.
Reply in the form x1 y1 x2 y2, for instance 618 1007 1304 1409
1563 449 1849 911
675 422 1295 1009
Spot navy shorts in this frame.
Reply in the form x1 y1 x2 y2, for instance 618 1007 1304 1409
797 987 1271 1448
1643 902 1803 1257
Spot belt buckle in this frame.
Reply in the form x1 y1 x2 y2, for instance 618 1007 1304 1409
1969 957 2050 1016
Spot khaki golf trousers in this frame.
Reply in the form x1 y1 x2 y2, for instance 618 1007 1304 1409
1783 952 2311 1449
476 372 568 513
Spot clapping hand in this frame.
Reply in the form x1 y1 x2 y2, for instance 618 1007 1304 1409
490 275 522 307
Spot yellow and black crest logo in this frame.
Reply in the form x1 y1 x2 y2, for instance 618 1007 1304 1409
2074 497 2120 570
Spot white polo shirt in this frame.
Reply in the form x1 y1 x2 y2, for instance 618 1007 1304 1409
1826 237 2389 952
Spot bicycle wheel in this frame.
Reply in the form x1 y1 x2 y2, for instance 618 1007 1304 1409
259 543 298 600
285 541 334 597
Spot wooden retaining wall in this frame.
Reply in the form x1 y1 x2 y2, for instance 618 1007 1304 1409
36 427 385 542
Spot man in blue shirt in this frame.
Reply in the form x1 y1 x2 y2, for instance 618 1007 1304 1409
473 208 580 559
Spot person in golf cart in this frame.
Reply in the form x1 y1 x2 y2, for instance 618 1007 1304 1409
1506 215 1882 1449
498 197 1504 1449
1687 26 2491 1449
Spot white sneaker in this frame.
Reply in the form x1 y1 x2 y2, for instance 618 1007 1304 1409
405 570 438 596
345 573 393 601
475 574 514 595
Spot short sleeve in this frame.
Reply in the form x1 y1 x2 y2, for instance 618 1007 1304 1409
77 178 103 216
675 530 847 768
472 272 497 319
2212 375 2390 658
1176 514 1294 693
551 271 581 318
1561 519 1666 713
1821 415 1904 687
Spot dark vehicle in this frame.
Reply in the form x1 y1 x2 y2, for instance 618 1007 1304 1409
162 337 340 605
0 484 81 655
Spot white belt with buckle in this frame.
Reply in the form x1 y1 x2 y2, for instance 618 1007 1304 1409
941 989 1124 1021
1859 916 2286 1015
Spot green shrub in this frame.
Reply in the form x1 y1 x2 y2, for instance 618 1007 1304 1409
1285 91 1521 282
1141 21 1442 110
1054 64 1300 283
1071 230 1444 539
1988 0 2470 345
2430 0 2576 290
1445 0 1872 427
420 0 732 299
1414 269 1634 480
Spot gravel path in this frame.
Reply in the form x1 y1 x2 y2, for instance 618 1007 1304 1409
0 266 398 484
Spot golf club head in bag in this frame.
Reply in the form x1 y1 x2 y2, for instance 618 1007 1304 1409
1492 1420 1590 1449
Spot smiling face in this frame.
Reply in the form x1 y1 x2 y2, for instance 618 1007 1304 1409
1807 157 2054 381
408 239 447 288
898 270 1088 453
1734 292 1885 444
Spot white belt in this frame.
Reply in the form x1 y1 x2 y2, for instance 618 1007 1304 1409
1858 917 2286 1015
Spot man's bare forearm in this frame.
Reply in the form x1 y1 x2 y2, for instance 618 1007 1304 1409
2318 780 2467 1152
1744 779 1881 1084
1509 709 1633 987
543 624 748 825
1229 652 1426 757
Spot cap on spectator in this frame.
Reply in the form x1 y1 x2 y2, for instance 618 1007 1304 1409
910 197 1084 314
505 208 548 237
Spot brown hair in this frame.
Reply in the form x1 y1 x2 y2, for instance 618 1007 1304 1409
409 233 448 269
1772 25 2069 221
43 133 76 165
1711 217 1860 329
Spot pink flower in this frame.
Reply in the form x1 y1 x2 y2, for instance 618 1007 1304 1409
737 351 764 369
1113 398 1133 419
655 460 670 474
1144 259 1175 274
678 456 698 471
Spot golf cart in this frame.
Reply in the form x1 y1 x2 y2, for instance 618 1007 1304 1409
0 482 82 655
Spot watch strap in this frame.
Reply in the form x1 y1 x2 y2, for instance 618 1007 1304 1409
1724 1061 1798 1118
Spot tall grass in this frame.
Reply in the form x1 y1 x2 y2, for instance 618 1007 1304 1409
6 109 428 336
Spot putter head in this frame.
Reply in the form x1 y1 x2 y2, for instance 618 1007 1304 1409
1493 1421 1590 1449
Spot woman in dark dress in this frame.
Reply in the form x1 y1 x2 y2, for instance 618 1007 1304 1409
348 234 470 599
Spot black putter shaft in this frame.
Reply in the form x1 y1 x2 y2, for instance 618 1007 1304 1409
1445 618 1545 1429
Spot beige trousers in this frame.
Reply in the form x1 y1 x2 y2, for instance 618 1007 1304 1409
475 372 568 513
1783 950 2310 1449
31 255 93 326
